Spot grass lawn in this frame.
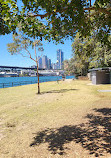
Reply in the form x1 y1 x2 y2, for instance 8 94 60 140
0 79 111 158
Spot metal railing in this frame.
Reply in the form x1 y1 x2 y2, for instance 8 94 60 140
0 78 56 88
0 80 38 88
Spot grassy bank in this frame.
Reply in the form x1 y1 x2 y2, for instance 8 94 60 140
0 80 111 158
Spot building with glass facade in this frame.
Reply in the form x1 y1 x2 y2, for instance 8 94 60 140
57 49 64 69
47 58 52 69
42 55 48 69
38 56 42 69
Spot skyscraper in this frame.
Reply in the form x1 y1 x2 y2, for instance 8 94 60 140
38 56 42 69
47 58 51 69
57 49 64 69
42 55 48 69
52 63 57 70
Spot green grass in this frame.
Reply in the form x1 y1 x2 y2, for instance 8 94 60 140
0 80 111 158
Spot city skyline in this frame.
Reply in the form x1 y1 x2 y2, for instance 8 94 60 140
0 51 64 70
32 50 64 70
0 34 72 68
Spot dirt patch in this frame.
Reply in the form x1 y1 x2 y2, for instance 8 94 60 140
0 133 5 141
78 76 89 80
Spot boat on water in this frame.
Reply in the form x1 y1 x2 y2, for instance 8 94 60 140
0 72 18 77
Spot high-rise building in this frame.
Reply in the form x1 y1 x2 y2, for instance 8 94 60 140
52 63 57 70
42 55 48 69
38 56 42 69
47 58 51 69
57 49 64 69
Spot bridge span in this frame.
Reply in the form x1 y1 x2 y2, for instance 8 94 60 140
0 66 63 73
0 65 44 70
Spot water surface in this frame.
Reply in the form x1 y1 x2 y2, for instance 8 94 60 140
0 76 74 88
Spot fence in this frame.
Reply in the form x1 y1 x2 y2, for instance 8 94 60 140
0 78 58 88
0 80 38 88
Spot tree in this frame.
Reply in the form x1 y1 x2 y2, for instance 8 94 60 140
0 0 18 35
68 55 89 77
63 60 70 75
71 32 111 76
7 31 44 94
1 0 111 46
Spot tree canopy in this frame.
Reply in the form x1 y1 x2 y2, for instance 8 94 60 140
1 0 111 44
0 0 18 35
68 32 111 76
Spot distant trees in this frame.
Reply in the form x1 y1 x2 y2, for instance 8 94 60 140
64 57 89 78
7 30 44 94
65 33 111 77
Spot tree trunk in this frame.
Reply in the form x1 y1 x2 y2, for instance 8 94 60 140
34 40 40 94
37 62 40 94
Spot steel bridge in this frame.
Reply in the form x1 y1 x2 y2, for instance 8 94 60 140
0 66 63 72
0 65 44 70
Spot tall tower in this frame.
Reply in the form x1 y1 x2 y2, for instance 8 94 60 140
42 55 48 69
38 56 42 69
57 49 64 69
47 58 51 69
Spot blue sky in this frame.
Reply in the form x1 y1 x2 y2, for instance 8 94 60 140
0 34 73 67
0 0 95 67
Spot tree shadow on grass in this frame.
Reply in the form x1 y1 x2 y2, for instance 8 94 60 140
30 108 111 157
40 88 78 94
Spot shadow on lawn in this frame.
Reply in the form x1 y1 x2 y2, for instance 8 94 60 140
40 88 78 94
30 108 111 157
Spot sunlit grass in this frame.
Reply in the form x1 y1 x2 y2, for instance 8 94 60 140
0 80 111 158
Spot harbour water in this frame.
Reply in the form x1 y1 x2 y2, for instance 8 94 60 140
0 76 75 88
